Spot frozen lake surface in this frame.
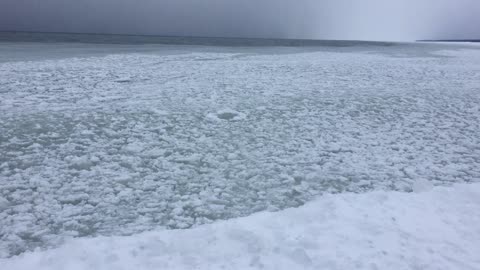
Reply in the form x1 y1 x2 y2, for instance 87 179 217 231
1 38 480 257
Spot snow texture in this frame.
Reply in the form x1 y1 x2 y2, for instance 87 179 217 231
1 183 480 270
1 44 480 257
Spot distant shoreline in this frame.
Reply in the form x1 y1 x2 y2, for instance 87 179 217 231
418 39 480 43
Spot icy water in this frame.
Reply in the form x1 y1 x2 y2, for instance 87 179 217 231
1 34 480 257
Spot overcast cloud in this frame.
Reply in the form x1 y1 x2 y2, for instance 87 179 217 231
0 0 479 41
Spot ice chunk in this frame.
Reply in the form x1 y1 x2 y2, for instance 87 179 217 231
412 179 434 193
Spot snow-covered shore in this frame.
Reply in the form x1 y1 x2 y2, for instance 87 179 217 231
2 183 479 270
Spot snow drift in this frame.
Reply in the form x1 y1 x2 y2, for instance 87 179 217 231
1 183 479 270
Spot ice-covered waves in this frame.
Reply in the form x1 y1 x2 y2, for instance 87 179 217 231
1 47 480 257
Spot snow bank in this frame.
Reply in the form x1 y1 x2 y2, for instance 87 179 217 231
2 183 479 270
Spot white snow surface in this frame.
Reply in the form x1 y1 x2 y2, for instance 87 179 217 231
1 44 480 257
1 183 480 270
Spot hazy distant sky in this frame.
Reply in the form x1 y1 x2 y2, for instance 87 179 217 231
0 0 479 41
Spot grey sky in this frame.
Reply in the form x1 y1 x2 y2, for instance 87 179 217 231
0 0 479 41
